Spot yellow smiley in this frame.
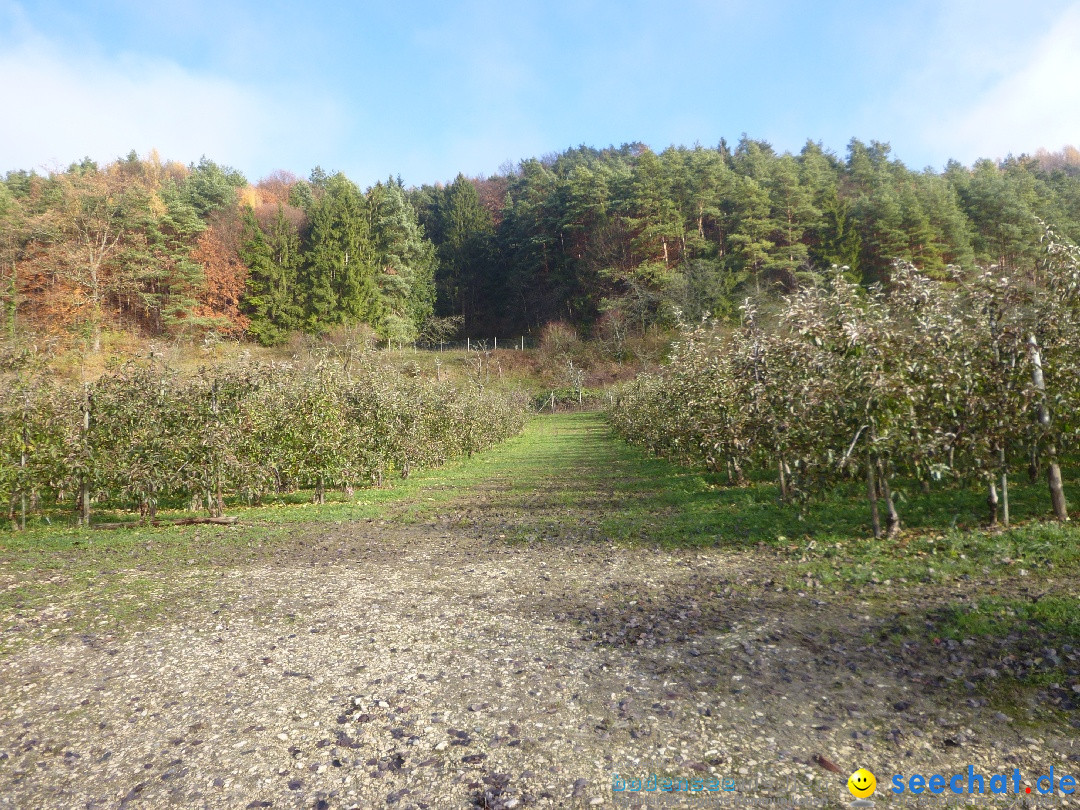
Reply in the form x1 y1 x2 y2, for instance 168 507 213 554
848 768 877 798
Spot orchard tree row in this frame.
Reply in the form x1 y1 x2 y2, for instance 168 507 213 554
0 359 527 529
3 141 1080 348
608 226 1080 537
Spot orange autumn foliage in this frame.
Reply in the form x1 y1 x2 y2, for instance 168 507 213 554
191 225 249 336
15 244 88 338
257 170 300 206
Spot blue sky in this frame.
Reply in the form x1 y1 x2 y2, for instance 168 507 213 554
2 0 1078 187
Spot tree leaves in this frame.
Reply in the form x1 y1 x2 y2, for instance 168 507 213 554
611 232 1080 524
0 360 527 526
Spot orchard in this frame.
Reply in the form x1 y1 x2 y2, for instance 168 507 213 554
609 224 1080 536
0 356 527 529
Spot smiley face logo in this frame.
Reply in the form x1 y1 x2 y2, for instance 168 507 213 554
848 768 876 798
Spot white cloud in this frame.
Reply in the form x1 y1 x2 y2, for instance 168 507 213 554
919 3 1080 163
0 16 345 177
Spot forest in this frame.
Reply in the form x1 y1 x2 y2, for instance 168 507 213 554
2 139 1080 349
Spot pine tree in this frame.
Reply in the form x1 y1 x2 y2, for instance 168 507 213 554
766 154 818 289
814 186 861 276
301 173 380 331
367 179 437 341
433 174 495 326
154 181 210 332
727 176 775 295
239 206 302 345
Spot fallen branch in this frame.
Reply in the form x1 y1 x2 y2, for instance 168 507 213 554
90 516 239 531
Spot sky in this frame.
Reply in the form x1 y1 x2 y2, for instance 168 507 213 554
1 0 1079 188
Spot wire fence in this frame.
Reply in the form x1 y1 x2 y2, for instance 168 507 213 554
381 337 539 353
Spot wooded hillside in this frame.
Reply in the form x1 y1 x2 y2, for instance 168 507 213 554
2 140 1079 347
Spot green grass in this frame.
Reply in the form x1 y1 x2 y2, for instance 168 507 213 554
933 595 1080 643
925 593 1080 722
425 413 1080 584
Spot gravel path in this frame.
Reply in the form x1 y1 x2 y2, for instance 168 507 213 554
1 416 1077 809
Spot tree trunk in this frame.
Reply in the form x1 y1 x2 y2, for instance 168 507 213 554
1028 334 1068 521
987 479 999 527
731 458 746 487
999 446 1010 529
1048 462 1068 522
1001 472 1010 528
867 456 881 540
78 385 91 527
877 459 900 538
778 457 789 503
79 482 91 526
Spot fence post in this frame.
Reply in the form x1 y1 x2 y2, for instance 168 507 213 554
467 337 470 352
494 336 497 350
521 336 524 351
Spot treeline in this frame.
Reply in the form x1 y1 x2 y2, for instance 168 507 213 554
414 140 1080 337
608 226 1080 536
0 358 527 529
0 153 436 348
2 141 1080 346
